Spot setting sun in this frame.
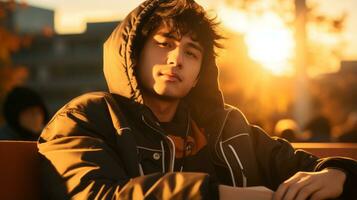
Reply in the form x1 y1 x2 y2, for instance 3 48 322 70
218 5 295 76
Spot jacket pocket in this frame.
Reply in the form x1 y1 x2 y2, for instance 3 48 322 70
219 133 250 187
137 146 164 175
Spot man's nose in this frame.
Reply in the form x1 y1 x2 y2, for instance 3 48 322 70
167 47 183 67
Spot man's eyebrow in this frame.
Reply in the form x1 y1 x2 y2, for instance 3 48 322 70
186 42 203 53
158 32 203 53
160 32 178 40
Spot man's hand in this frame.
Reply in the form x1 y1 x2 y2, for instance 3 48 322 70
273 168 346 200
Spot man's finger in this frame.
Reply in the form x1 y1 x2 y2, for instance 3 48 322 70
295 181 323 200
273 173 303 200
282 176 312 200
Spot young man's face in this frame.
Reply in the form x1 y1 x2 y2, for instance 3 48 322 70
137 24 203 101
19 105 45 134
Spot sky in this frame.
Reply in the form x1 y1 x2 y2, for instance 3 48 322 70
23 0 214 33
19 0 357 74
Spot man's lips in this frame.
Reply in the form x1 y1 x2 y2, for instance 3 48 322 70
159 72 182 82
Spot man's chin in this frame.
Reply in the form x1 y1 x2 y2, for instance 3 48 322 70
153 90 186 101
144 87 188 101
156 93 183 101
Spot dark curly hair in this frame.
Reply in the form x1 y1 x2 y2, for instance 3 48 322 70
135 0 224 62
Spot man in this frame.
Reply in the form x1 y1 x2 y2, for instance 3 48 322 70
38 0 357 199
0 86 48 140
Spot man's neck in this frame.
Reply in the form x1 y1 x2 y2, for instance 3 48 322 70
142 93 179 122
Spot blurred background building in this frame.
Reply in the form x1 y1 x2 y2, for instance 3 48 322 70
12 20 116 112
1 1 116 113
3 3 53 34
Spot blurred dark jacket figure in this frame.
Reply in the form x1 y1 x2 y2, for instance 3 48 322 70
0 86 49 141
274 119 299 142
338 112 357 142
281 129 297 142
304 115 331 142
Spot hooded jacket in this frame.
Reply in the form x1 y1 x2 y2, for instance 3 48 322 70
38 0 357 199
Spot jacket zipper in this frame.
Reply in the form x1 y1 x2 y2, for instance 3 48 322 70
180 112 191 172
160 141 166 173
141 114 174 172
166 136 175 172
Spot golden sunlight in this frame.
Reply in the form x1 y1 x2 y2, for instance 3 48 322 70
218 5 295 76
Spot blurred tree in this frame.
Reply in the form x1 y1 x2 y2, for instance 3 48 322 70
218 0 347 132
0 0 30 124
222 0 346 76
223 0 346 76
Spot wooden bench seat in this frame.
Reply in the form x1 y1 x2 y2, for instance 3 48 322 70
0 141 40 200
0 141 355 200
292 143 357 160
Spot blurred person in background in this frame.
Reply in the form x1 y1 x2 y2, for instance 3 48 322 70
304 115 332 142
338 112 357 142
274 119 299 142
0 86 49 141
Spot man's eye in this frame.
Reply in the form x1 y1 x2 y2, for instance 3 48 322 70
157 42 169 47
186 51 198 59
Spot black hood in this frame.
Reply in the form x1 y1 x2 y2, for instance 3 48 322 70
3 86 49 139
103 0 224 125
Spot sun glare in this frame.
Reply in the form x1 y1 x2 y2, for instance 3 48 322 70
218 5 295 76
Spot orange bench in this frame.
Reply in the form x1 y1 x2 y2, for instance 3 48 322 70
0 141 41 200
292 143 357 160
0 141 356 200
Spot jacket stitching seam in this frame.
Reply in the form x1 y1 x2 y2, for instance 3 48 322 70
137 146 162 152
221 133 250 144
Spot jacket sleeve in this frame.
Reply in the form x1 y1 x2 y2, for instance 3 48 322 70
251 125 357 199
38 108 217 200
